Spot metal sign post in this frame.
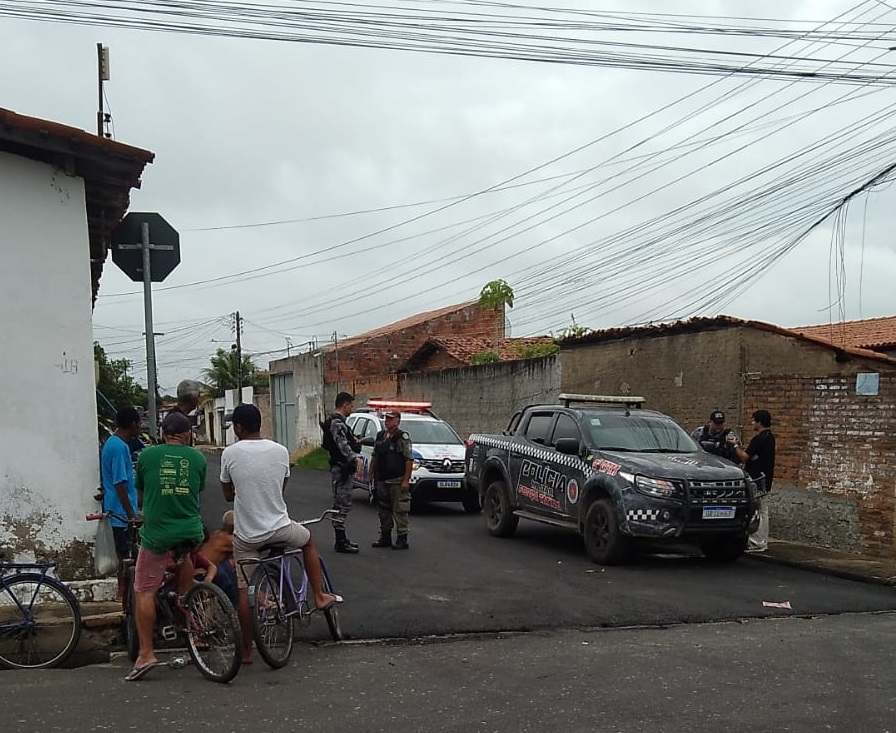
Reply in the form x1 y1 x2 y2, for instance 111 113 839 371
141 222 159 440
112 212 181 440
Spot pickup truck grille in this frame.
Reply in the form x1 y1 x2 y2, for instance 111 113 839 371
687 479 749 505
419 459 465 473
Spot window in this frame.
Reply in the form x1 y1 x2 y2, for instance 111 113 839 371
587 412 697 452
402 420 462 445
550 414 580 446
523 412 554 445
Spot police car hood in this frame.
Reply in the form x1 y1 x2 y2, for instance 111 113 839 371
602 450 745 480
412 444 466 461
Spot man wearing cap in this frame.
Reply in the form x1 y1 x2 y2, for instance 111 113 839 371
369 409 415 550
127 411 207 681
321 391 363 554
691 411 740 464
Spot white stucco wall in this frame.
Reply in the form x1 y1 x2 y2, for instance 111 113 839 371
0 151 99 576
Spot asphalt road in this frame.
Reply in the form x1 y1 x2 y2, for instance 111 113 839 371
199 454 896 642
2 613 894 732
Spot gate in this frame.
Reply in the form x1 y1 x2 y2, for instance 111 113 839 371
271 372 296 451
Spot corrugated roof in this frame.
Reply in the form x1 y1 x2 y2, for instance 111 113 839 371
323 300 481 351
792 316 896 351
0 107 154 303
560 315 896 366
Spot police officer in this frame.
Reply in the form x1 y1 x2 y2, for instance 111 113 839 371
321 391 363 554
369 409 414 551
691 410 739 464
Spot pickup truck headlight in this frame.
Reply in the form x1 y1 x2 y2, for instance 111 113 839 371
412 459 421 471
634 475 681 500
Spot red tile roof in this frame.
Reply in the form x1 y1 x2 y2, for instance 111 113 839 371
323 300 481 351
0 107 154 302
432 336 556 363
791 316 896 351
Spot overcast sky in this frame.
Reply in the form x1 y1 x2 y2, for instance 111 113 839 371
2 0 896 392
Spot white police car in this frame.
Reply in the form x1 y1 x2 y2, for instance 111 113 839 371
347 400 480 513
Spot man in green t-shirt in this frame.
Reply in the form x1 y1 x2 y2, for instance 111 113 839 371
126 411 206 681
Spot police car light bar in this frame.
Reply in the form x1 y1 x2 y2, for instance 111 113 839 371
366 399 433 411
558 394 645 408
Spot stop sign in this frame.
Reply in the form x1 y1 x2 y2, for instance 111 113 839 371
111 212 180 282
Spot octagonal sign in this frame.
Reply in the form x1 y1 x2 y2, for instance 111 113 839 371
111 212 181 283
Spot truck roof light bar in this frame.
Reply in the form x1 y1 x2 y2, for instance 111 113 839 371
558 393 646 408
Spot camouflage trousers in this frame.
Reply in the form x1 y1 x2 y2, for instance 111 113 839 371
375 481 410 536
330 464 355 531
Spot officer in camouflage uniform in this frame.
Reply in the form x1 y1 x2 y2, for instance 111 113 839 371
321 391 362 554
369 409 414 550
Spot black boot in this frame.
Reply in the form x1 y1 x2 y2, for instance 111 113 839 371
334 528 360 554
371 531 392 548
392 534 409 551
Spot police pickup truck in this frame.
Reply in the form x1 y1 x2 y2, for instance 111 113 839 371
465 395 762 564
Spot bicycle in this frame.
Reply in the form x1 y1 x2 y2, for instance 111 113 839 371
0 551 82 669
87 512 242 683
238 509 344 669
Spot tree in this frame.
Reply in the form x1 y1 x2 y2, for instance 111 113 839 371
557 314 593 340
478 279 515 351
203 348 267 398
94 341 147 414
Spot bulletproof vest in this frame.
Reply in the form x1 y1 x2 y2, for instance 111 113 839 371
700 426 735 459
321 414 361 465
374 430 407 481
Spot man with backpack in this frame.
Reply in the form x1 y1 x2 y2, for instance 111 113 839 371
321 392 363 554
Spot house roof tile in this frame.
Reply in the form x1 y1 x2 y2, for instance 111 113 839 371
0 107 154 303
792 316 896 351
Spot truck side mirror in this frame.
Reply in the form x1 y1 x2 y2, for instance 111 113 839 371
554 438 581 456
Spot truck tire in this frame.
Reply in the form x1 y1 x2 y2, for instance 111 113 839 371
700 534 747 563
583 499 629 565
483 480 518 537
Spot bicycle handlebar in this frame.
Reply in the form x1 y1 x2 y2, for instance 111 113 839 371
299 508 338 526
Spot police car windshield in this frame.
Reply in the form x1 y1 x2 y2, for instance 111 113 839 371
588 413 698 453
401 419 462 445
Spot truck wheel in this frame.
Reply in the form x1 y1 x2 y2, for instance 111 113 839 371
483 480 518 537
583 499 629 565
462 489 482 514
700 534 747 563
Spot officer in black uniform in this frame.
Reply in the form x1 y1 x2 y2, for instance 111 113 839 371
691 410 740 464
369 409 414 550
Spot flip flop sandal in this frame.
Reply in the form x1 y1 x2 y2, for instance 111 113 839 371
316 594 344 612
124 661 163 681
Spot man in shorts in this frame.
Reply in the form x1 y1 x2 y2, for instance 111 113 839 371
221 403 342 664
127 411 206 681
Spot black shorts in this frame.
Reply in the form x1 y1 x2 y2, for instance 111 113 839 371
112 526 133 561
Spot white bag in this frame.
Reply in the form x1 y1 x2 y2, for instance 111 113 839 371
94 516 118 577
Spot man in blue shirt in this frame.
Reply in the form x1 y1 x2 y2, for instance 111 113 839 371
100 406 143 606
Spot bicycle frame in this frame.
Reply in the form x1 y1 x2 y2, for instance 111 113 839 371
252 549 311 622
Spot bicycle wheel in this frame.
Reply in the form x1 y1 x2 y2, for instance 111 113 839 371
183 581 241 683
124 566 138 662
319 559 343 642
0 574 82 669
250 565 294 669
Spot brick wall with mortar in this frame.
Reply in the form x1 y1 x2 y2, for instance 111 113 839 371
322 304 502 385
399 356 560 438
562 324 896 556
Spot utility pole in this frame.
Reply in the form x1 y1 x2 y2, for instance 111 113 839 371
142 222 159 440
333 330 340 391
232 311 243 405
96 43 110 137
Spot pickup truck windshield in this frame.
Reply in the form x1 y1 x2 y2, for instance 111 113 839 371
588 413 698 453
403 420 463 445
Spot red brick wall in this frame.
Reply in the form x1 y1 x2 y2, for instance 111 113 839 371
744 373 896 557
323 304 502 385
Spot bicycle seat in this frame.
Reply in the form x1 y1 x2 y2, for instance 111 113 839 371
259 544 298 559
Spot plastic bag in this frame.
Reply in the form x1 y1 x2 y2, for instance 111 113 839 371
94 516 118 577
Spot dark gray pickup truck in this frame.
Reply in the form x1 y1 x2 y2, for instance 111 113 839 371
464 394 763 564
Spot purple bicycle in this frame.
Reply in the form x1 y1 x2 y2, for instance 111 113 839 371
238 509 343 669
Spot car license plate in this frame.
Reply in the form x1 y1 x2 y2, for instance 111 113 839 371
702 506 736 520
437 480 462 488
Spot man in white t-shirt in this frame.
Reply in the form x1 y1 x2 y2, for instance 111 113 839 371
221 403 342 664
